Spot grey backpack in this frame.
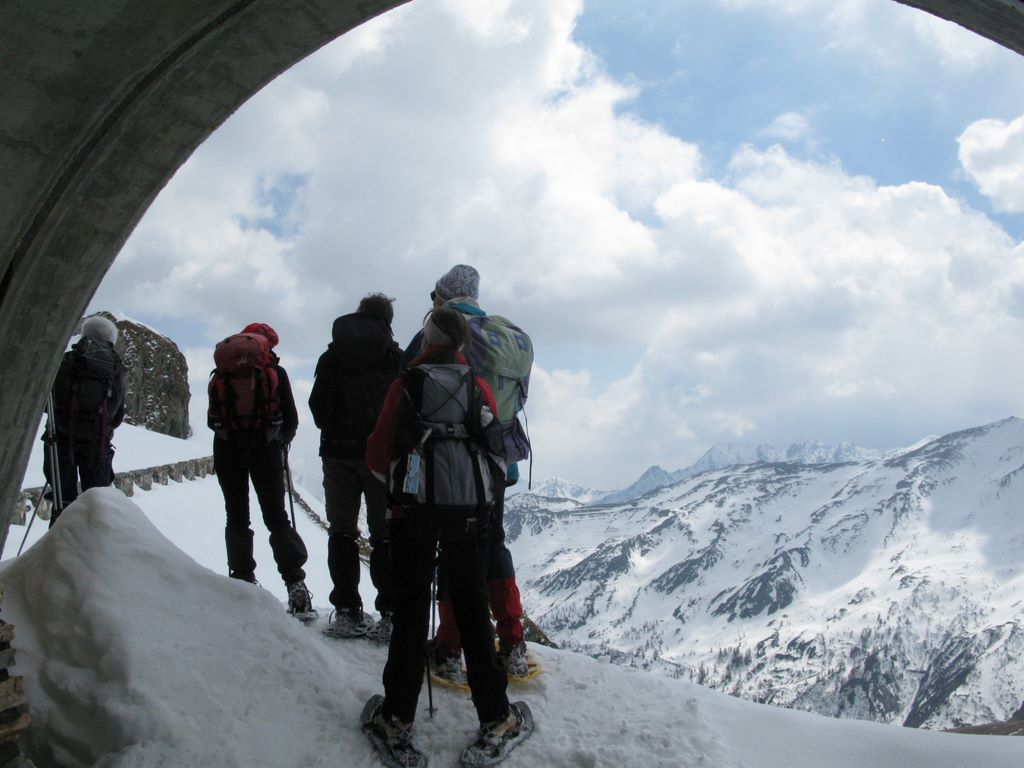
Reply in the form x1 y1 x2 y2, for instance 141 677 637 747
387 363 504 537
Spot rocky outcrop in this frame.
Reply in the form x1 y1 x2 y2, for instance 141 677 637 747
83 313 190 439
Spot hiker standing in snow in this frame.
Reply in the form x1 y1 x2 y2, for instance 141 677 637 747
43 314 126 527
309 293 401 641
208 322 315 620
401 264 534 679
362 308 532 767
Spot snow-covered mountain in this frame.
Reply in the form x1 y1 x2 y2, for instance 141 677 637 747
506 417 1024 730
600 439 888 504
520 477 606 504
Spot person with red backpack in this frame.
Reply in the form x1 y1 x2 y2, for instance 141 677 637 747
400 265 534 680
43 314 126 526
361 308 533 768
308 293 401 641
208 322 314 620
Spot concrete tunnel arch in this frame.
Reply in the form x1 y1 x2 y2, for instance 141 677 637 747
1 0 1023 550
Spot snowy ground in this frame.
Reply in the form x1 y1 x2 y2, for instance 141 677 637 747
2 432 1023 766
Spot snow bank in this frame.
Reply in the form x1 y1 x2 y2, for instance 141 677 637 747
1 489 1022 767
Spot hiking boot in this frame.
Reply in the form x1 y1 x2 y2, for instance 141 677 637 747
460 701 534 766
428 637 465 683
322 607 373 639
286 580 317 621
365 613 393 644
361 695 425 768
501 641 529 677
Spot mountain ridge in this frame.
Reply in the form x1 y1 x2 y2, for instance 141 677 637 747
505 416 1024 729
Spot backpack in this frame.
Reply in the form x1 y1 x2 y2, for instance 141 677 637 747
386 363 504 539
464 315 533 464
67 337 122 441
207 333 282 440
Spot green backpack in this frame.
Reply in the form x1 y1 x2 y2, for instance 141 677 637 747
465 314 533 464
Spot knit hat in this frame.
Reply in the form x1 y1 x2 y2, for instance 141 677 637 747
242 322 279 348
422 308 469 350
81 315 118 344
434 264 480 302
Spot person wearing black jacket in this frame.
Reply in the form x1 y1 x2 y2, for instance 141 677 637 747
212 322 314 619
309 294 401 641
44 314 126 526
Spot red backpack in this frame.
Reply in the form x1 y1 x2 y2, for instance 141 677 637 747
207 333 282 438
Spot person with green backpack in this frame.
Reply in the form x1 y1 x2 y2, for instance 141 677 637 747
400 264 534 679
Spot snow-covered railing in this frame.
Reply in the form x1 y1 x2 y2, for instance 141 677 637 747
14 456 215 525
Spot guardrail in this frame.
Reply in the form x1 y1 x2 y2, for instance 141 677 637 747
14 456 215 525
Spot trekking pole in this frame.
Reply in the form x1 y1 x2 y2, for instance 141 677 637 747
282 445 297 530
424 548 440 718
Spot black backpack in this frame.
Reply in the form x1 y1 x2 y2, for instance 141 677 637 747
386 363 505 540
66 337 123 441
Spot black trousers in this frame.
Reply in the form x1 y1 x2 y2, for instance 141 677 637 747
382 520 508 725
42 431 115 526
322 457 393 614
214 437 307 584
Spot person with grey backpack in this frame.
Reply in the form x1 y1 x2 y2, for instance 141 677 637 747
362 308 534 768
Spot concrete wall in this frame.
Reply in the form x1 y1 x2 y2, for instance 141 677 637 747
0 0 408 551
1 0 1022 551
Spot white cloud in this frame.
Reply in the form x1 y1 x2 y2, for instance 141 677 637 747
958 112 1024 212
761 112 811 143
92 0 1024 490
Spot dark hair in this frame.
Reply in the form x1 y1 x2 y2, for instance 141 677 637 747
358 292 395 325
424 307 469 349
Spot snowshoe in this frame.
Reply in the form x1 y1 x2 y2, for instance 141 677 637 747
459 701 533 767
286 580 318 622
365 613 394 644
361 694 427 768
322 608 373 639
500 642 529 678
427 638 468 687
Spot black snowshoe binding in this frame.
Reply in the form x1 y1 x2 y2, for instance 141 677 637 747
286 580 318 622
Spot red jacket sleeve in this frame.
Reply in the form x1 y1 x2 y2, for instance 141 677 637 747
476 376 498 415
366 378 405 476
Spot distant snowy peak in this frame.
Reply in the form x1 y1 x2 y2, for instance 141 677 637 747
604 439 892 504
783 439 883 465
687 443 783 476
522 478 605 504
598 465 678 505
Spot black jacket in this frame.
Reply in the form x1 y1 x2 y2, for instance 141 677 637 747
309 312 401 460
273 357 300 445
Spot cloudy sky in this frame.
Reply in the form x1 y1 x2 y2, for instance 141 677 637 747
89 0 1024 491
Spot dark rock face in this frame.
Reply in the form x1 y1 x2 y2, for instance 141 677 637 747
83 313 190 439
